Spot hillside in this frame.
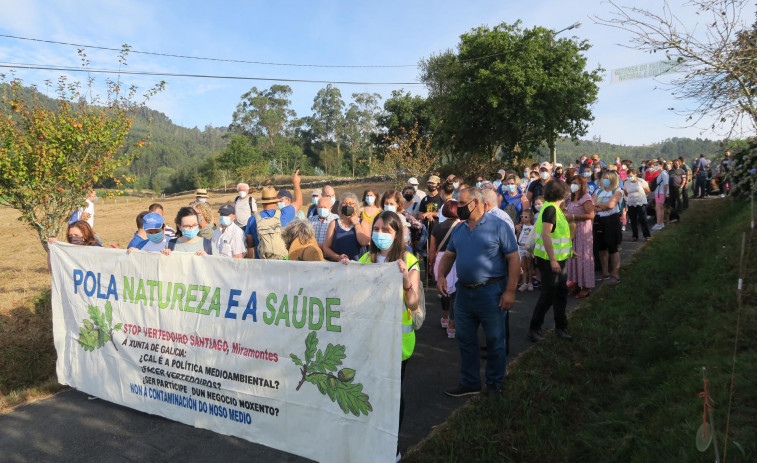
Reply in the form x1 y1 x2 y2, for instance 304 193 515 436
536 136 726 166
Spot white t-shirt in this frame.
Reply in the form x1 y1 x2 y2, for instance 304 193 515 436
655 170 669 194
624 178 649 207
140 238 167 252
596 188 621 216
82 199 95 228
212 223 246 257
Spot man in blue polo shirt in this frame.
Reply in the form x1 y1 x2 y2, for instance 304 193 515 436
245 169 302 259
437 187 520 398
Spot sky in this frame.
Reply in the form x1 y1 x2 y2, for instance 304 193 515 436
0 0 754 146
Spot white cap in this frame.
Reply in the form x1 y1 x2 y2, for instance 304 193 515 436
311 189 322 196
408 177 419 186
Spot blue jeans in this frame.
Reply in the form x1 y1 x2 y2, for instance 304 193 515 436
453 280 507 389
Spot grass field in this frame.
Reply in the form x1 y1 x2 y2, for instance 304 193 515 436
405 197 756 462
0 180 392 410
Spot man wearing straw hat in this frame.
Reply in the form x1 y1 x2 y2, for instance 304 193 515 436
244 170 302 259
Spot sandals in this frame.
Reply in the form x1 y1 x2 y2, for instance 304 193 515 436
576 290 592 299
607 277 621 285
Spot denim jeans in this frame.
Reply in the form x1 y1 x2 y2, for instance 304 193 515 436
453 280 507 389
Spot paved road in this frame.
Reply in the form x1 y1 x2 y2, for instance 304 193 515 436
0 226 649 463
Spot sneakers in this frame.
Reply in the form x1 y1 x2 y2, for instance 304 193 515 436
651 223 665 230
444 385 482 397
441 317 449 329
621 225 626 231
396 451 402 462
527 283 534 292
447 328 456 339
556 329 573 340
518 283 528 292
526 329 544 342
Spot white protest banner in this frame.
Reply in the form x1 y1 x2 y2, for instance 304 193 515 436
50 243 403 463
610 60 682 83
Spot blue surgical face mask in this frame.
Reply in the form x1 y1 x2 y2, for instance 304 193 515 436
147 231 164 243
197 198 207 204
182 227 200 240
312 197 319 206
219 216 232 227
372 232 394 250
453 182 459 190
329 196 336 206
476 182 482 188
602 179 611 188
583 171 592 178
318 207 330 218
507 184 517 193
365 196 375 205
384 204 397 213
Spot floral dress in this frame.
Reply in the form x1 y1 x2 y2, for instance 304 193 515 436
567 193 594 289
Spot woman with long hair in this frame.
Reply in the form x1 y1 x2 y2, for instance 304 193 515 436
566 175 595 298
347 211 420 462
428 200 459 338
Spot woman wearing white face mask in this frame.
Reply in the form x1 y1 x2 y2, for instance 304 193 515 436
380 189 417 246
360 188 381 224
163 207 217 256
623 168 651 241
565 175 595 298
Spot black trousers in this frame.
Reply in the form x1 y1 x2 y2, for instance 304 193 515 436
667 186 681 220
529 257 568 331
627 204 651 239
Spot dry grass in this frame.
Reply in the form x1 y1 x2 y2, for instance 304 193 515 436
0 180 392 411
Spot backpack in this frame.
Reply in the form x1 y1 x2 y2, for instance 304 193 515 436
167 237 213 254
649 174 660 192
235 195 255 211
501 194 521 224
255 209 288 260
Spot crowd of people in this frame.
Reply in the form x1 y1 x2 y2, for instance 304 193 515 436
53 151 733 462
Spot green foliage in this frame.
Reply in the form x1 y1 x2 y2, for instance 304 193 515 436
0 62 164 250
77 302 122 352
420 21 602 174
405 198 757 462
291 331 372 417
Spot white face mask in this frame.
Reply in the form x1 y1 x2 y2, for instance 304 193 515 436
570 184 579 193
238 191 247 198
540 171 550 180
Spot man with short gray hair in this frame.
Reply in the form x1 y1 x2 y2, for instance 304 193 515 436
234 183 257 227
482 188 515 233
437 187 520 399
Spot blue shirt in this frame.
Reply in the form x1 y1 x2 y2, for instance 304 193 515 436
244 205 296 257
587 181 598 195
127 232 148 249
446 214 518 286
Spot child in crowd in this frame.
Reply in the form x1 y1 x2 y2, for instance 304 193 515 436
533 196 545 222
516 210 534 291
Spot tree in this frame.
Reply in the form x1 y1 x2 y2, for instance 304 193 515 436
374 122 440 188
230 85 296 149
310 84 346 168
374 90 439 160
594 0 757 136
420 21 602 173
344 92 382 176
0 53 164 251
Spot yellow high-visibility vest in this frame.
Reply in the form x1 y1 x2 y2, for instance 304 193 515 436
359 251 417 360
533 202 572 261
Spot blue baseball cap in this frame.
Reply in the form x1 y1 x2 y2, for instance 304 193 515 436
142 212 164 230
